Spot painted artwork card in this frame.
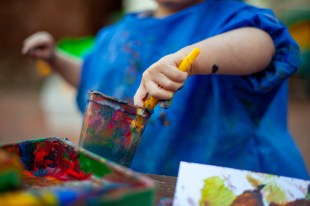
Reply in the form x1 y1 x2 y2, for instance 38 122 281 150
173 162 310 206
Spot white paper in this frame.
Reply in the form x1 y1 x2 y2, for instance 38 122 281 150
173 162 310 206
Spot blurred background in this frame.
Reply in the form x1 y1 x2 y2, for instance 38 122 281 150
0 0 309 172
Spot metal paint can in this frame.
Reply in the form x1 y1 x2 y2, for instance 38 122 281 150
79 91 151 167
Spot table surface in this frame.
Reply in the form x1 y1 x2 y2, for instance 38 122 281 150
146 174 177 204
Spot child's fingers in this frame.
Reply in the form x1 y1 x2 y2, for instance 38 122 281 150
158 65 188 83
154 57 188 82
145 80 174 100
152 72 184 91
146 63 187 90
135 52 188 106
27 49 49 59
22 39 50 55
22 32 54 54
134 83 148 107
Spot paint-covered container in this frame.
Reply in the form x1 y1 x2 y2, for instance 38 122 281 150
0 137 155 206
79 91 151 167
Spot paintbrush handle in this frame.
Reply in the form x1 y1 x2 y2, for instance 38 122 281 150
144 48 200 110
36 60 52 77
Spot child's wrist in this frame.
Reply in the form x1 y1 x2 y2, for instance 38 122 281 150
45 50 57 66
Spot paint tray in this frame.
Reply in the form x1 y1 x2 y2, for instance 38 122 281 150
0 137 155 206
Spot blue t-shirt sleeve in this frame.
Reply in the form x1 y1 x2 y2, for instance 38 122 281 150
220 7 300 93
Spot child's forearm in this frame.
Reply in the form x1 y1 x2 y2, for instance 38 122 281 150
178 27 275 75
51 52 81 88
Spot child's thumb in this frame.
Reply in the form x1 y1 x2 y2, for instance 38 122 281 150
134 83 148 107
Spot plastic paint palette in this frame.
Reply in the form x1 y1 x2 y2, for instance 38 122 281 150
0 137 155 206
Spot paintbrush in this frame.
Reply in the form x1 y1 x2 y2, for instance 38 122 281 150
36 59 52 77
134 48 200 135
23 46 52 77
144 48 200 110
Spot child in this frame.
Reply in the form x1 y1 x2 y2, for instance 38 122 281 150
23 0 309 179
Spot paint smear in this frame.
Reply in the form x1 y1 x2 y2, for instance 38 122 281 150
30 141 90 181
264 183 287 204
247 175 287 204
0 149 24 192
231 188 264 206
199 176 236 206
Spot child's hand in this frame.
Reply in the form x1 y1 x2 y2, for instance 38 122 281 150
22 31 56 63
134 52 189 107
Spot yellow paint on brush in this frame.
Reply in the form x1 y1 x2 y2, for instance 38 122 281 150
144 96 160 111
132 108 147 135
144 48 201 110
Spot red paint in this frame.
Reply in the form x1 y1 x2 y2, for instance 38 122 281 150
32 141 90 181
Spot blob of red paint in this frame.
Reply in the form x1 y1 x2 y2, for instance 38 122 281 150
32 141 90 181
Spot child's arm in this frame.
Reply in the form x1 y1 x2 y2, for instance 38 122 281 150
134 27 275 107
182 27 275 75
22 31 81 88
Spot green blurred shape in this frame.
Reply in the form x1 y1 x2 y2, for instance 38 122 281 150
299 51 310 78
280 9 310 78
280 10 310 27
57 36 95 59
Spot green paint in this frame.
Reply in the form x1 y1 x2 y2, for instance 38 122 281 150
0 170 22 192
199 176 236 206
78 151 112 177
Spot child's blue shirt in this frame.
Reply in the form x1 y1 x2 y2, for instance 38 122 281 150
77 0 309 179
